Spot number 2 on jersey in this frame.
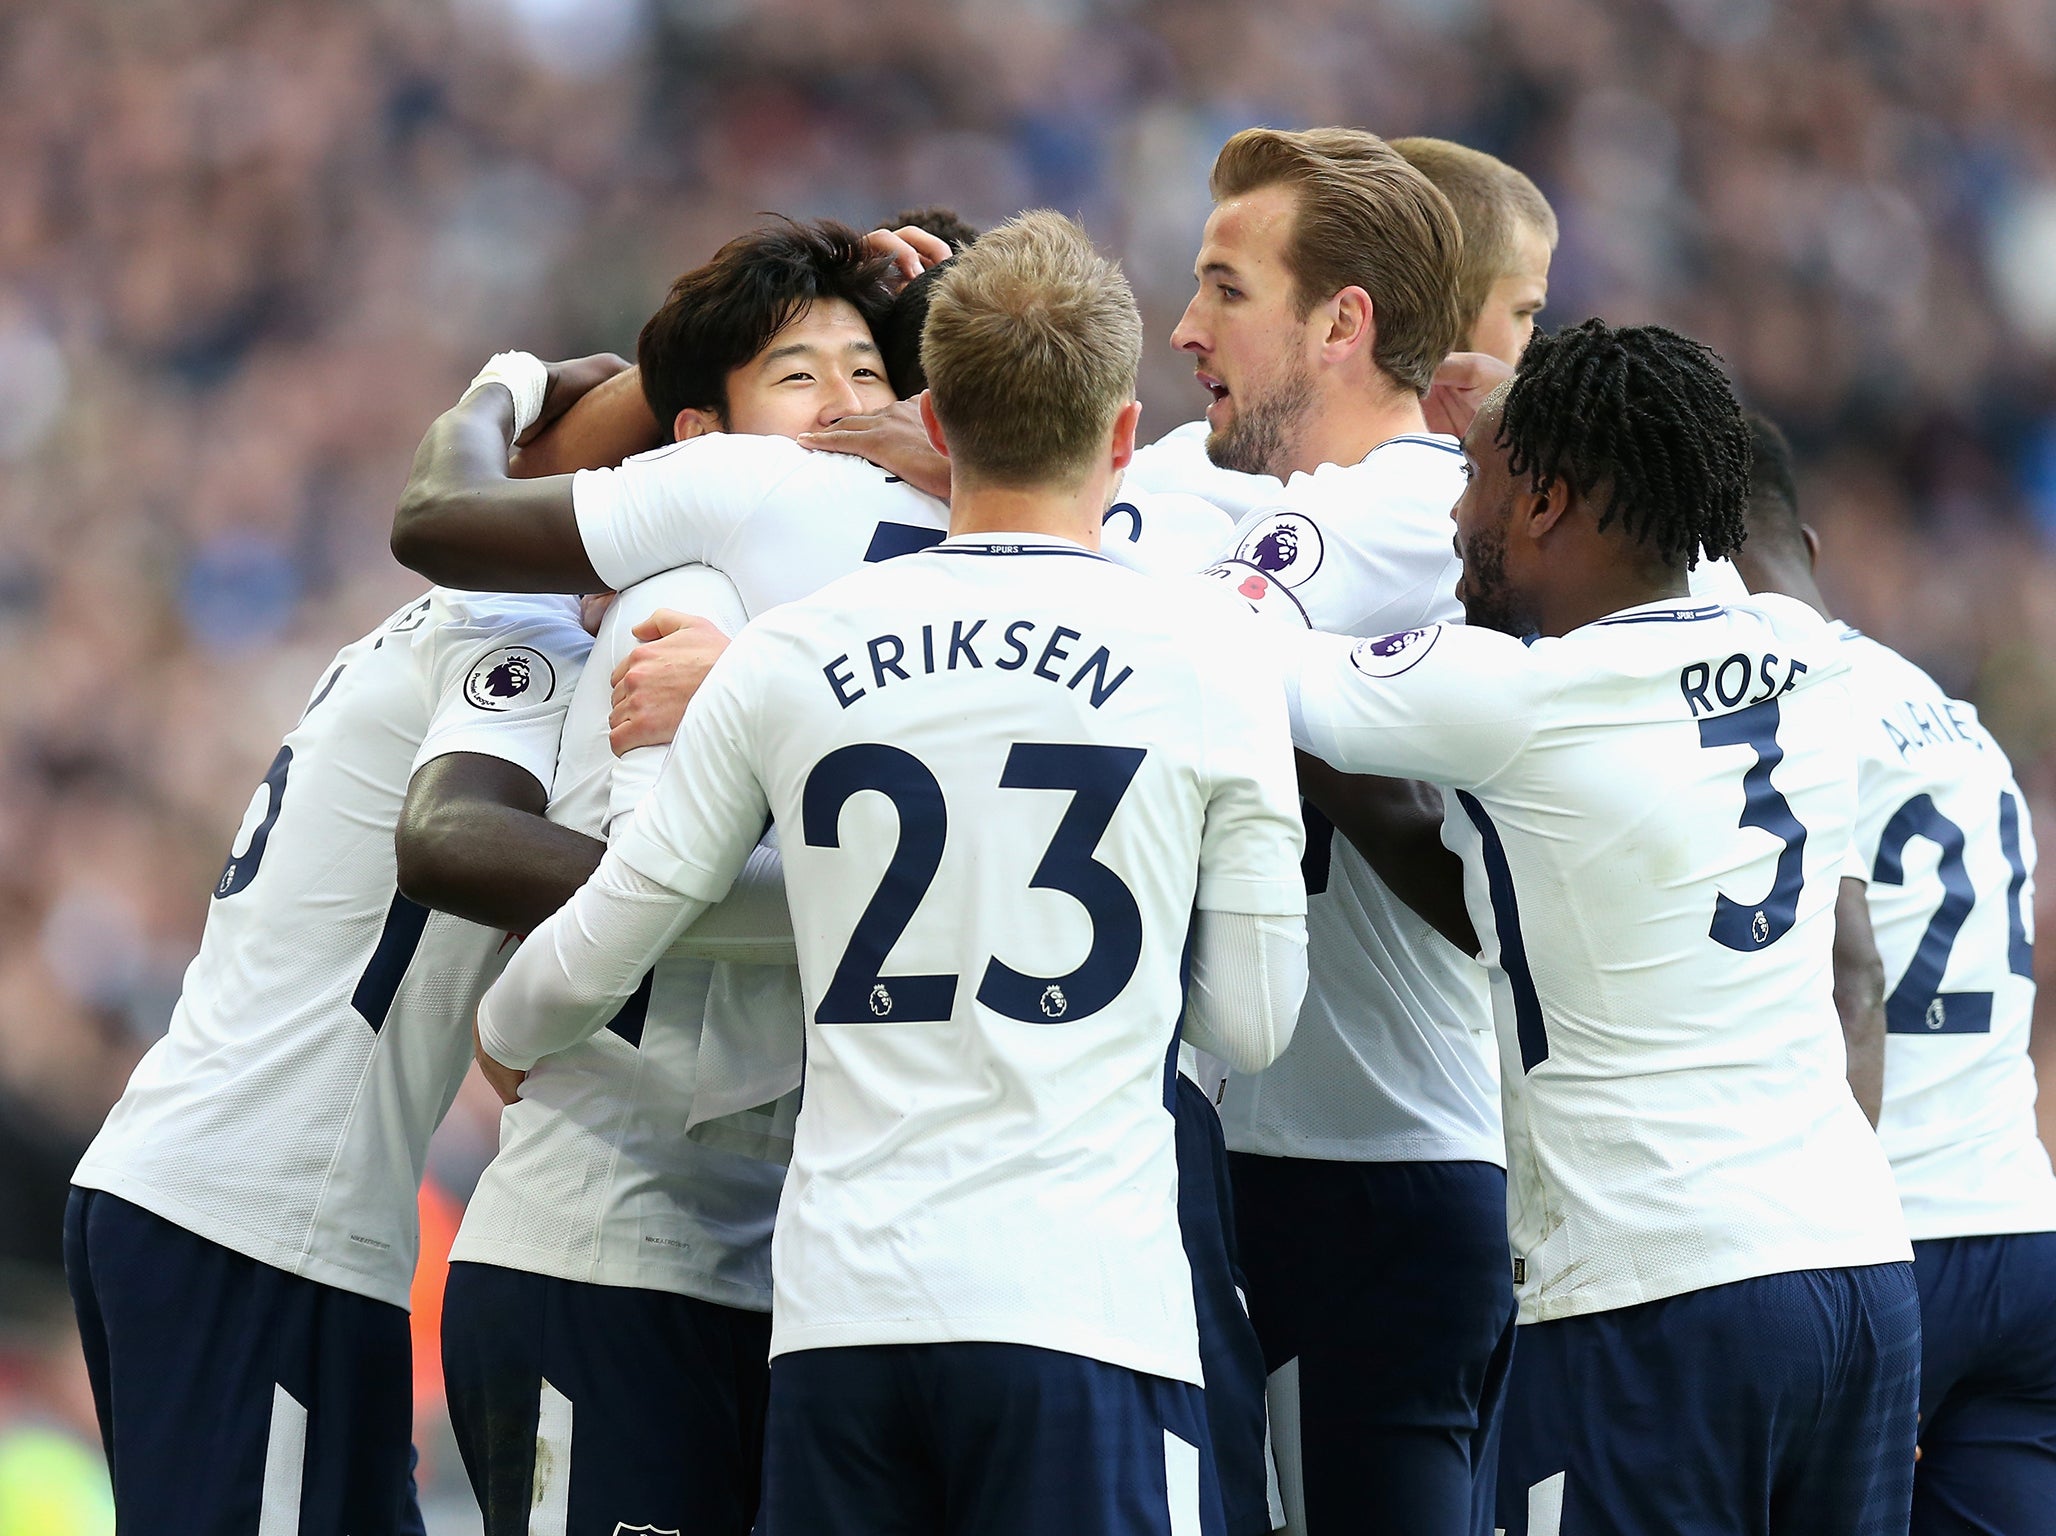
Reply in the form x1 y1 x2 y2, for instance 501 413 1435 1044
1872 789 2036 1034
804 742 1147 1025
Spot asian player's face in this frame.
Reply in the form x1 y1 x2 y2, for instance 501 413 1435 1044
1452 395 1534 637
1467 220 1552 366
1171 183 1318 479
690 298 895 442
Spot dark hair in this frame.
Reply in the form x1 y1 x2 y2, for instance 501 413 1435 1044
884 206 982 253
1497 318 1752 567
637 218 896 438
876 260 953 397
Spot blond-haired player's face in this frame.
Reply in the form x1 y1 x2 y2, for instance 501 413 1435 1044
1171 184 1321 478
1468 220 1552 366
676 298 895 444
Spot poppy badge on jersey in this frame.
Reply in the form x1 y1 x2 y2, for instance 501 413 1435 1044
1235 511 1324 586
464 646 556 710
611 1525 682 1536
1203 560 1312 629
1348 626 1441 678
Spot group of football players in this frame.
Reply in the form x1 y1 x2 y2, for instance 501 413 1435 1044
60 123 2056 1536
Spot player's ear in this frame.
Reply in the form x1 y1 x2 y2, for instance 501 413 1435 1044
1800 523 1821 570
674 407 722 442
1108 399 1142 472
1521 477 1568 540
918 390 951 460
1321 286 1373 363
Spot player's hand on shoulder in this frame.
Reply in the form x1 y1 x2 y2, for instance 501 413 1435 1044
473 1018 527 1106
608 609 734 755
863 225 954 288
1423 351 1512 440
801 396 951 500
523 352 633 447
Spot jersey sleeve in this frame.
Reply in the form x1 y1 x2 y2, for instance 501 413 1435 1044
599 564 752 834
1287 622 1552 790
571 434 801 591
413 600 594 792
609 634 773 905
1192 617 1311 917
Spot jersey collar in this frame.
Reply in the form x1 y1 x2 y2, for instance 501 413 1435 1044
931 531 1113 561
1588 596 1728 628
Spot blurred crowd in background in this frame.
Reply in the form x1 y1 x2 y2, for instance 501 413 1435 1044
4 0 2056 1522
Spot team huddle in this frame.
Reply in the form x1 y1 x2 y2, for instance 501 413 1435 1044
60 126 2056 1536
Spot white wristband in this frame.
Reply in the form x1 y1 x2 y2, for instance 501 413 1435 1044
466 351 550 438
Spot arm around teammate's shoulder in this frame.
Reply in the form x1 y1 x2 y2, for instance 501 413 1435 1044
1286 621 1550 790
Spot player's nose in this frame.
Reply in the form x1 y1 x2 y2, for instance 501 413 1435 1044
1170 294 1207 354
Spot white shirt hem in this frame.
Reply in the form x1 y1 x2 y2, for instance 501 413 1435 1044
70 1164 414 1312
768 1316 1202 1386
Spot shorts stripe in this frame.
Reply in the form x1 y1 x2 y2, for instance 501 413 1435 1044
529 1378 573 1536
1527 1472 1565 1536
1165 1428 1201 1536
258 1384 307 1536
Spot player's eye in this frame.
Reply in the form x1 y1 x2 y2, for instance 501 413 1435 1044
1217 283 1243 301
779 372 815 385
853 367 882 380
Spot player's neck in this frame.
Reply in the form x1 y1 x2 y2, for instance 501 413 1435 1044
949 482 1104 551
1276 377 1429 479
1536 569 1693 638
1736 556 1834 619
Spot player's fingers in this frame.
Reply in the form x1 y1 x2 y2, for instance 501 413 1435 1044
797 428 868 455
862 228 925 283
891 226 953 269
631 609 696 644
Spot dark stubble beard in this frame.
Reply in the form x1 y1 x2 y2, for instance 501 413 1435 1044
1205 361 1316 479
1460 517 1532 638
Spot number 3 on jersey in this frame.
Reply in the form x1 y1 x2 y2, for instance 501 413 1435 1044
1699 698 1807 951
804 742 1147 1026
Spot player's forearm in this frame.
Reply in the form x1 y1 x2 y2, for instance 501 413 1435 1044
391 389 601 592
1297 753 1479 954
397 800 606 935
1832 875 1886 1127
1182 909 1308 1074
664 841 796 963
476 853 707 1070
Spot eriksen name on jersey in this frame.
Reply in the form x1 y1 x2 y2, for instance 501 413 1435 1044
822 617 1135 711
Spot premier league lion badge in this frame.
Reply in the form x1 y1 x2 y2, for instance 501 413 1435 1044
1348 626 1441 678
464 645 556 711
1234 511 1324 587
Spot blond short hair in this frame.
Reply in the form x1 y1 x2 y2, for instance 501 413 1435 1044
1391 137 1558 336
922 210 1142 489
1210 127 1466 395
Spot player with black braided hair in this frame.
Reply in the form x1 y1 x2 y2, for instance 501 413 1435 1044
1269 317 1920 1534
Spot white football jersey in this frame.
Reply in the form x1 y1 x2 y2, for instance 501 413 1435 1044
1837 623 2055 1241
450 566 800 1310
572 433 1222 601
611 534 1307 1384
1125 418 1281 522
1199 437 1501 1166
1288 595 1912 1321
74 591 591 1309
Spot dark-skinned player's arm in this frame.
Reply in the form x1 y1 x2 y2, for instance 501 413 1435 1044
390 352 629 593
1295 751 1481 955
1832 874 1886 1127
395 753 606 935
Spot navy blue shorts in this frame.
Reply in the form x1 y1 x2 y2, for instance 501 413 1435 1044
1496 1262 1921 1536
441 1260 771 1536
1174 1077 1276 1536
1911 1231 2056 1535
1228 1153 1516 1536
762 1341 1224 1536
63 1186 424 1535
